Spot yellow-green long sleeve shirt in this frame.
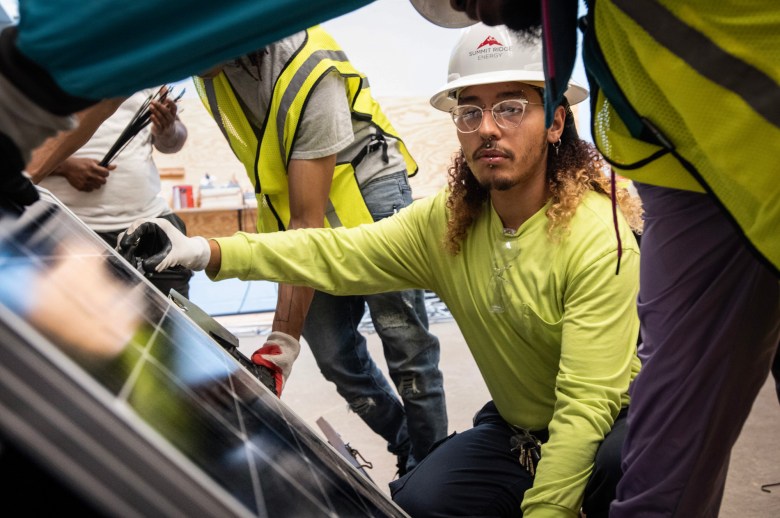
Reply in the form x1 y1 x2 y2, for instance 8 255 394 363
212 187 641 516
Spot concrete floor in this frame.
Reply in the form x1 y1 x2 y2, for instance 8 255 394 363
217 311 780 516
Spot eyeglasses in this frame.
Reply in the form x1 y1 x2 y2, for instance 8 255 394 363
450 99 541 133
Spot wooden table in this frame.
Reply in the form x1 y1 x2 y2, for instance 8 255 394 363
175 206 257 238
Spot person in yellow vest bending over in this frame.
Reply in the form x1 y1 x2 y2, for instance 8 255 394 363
192 25 448 476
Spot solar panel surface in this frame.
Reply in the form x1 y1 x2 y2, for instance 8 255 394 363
0 189 408 517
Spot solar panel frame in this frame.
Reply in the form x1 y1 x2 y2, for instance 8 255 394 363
0 189 408 518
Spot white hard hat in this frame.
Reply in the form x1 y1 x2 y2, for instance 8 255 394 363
430 23 589 112
409 0 476 29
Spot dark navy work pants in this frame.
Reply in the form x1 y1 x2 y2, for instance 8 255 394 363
390 401 627 517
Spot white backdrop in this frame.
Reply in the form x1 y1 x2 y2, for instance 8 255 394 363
323 0 591 138
169 0 592 139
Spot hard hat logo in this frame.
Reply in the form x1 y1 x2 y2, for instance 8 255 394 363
430 23 588 112
477 36 505 49
470 36 512 63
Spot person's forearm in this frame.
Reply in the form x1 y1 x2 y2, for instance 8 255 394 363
272 284 314 340
153 119 187 153
206 236 311 339
26 97 124 182
206 239 222 276
272 215 322 339
273 154 333 338
27 136 75 183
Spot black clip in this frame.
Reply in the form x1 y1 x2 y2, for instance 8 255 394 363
366 133 389 164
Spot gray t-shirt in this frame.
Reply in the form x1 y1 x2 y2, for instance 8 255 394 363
221 30 407 188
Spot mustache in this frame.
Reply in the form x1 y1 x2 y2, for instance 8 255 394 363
473 142 512 160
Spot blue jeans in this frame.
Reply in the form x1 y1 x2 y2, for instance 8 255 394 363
302 171 447 470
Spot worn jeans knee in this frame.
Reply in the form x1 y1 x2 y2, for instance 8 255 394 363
366 288 447 465
302 290 410 455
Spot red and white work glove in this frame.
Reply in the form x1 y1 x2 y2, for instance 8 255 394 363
251 331 301 397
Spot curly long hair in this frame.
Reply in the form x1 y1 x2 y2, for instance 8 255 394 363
442 104 643 255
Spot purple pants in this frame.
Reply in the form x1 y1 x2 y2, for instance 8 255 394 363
612 184 780 517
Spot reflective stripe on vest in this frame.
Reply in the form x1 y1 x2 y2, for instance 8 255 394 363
194 25 417 234
589 0 780 273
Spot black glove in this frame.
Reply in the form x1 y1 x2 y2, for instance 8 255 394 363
117 218 210 273
117 220 173 273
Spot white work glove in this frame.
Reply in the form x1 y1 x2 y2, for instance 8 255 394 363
117 217 210 273
251 331 301 397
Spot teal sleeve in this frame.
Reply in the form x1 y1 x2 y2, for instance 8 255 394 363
16 0 373 98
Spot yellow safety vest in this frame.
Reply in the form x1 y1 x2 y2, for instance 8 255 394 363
584 0 779 274
194 25 417 234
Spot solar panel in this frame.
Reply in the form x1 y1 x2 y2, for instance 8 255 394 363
0 188 408 517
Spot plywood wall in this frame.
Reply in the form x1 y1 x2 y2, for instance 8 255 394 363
153 97 461 205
